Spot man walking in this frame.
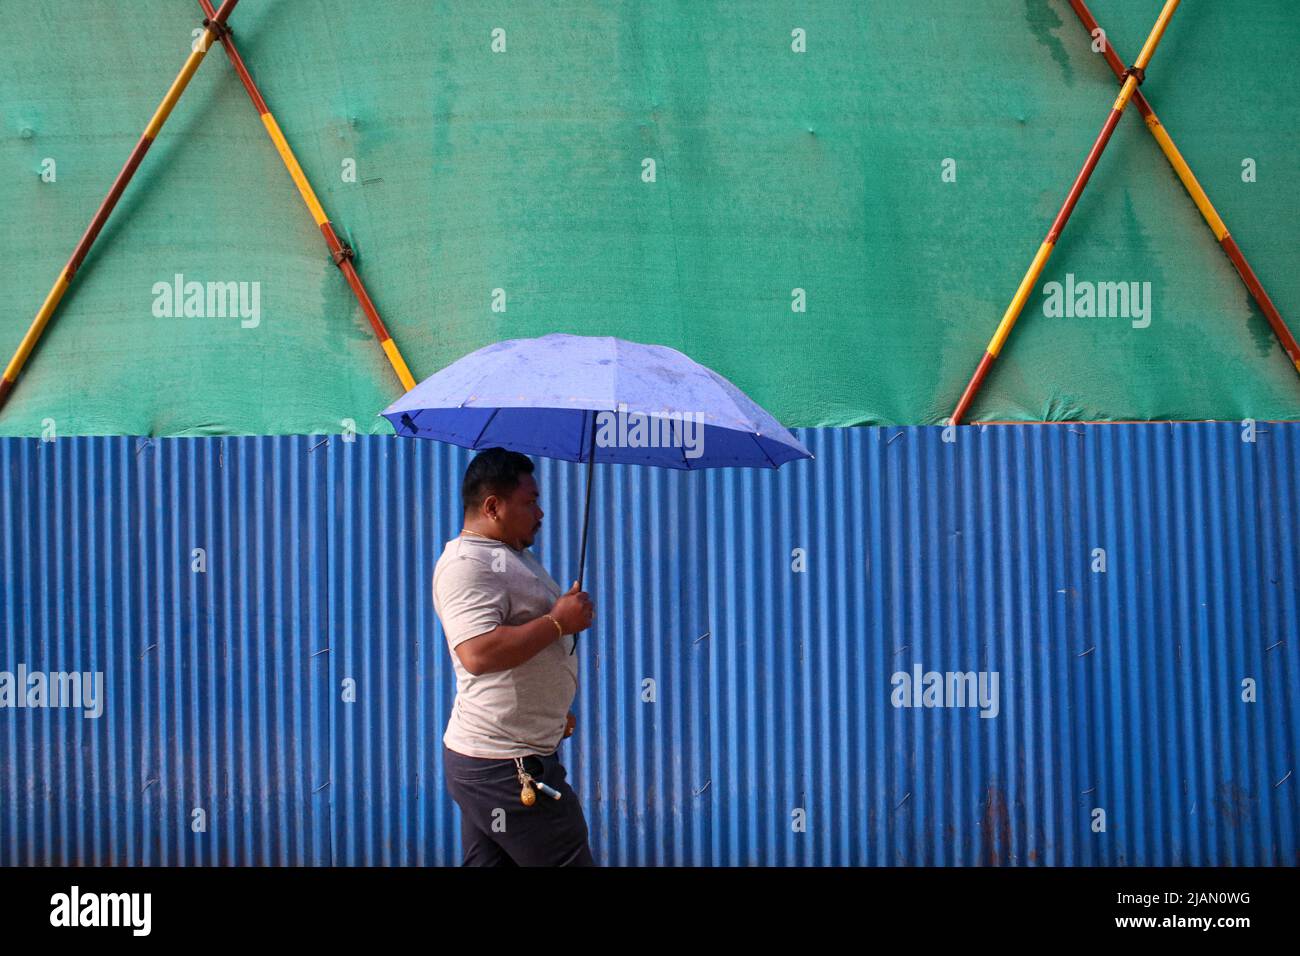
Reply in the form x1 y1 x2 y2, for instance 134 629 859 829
433 446 597 866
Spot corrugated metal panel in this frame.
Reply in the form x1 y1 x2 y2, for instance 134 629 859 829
1 424 1296 865
0 437 331 866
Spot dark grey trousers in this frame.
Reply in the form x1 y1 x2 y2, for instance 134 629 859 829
442 743 597 866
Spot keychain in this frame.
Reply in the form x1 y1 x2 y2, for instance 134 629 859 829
514 757 536 806
514 756 562 805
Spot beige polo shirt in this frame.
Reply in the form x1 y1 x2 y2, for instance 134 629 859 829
432 534 578 758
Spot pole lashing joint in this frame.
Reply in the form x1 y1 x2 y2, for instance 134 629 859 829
331 241 356 267
1123 65 1146 85
202 18 232 42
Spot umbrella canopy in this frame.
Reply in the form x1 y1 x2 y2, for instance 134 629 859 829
382 332 812 597
379 333 812 469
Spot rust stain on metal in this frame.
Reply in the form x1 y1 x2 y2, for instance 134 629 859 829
981 783 1011 866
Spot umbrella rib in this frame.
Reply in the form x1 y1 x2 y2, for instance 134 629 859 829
470 407 501 449
750 430 779 470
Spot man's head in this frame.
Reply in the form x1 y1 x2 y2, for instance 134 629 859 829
461 447 543 549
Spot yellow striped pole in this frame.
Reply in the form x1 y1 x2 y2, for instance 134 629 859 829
1068 0 1300 377
0 0 241 413
950 0 1182 425
197 0 417 392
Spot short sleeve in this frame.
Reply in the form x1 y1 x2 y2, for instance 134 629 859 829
434 557 508 649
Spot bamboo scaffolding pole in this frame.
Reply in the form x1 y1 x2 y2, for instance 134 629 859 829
196 0 417 392
1068 0 1300 377
949 0 1181 425
0 0 241 413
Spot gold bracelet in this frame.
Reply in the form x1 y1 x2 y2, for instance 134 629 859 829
544 614 564 640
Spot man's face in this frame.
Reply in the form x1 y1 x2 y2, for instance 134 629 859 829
489 473 543 549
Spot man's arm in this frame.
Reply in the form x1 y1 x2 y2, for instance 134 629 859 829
455 615 563 676
454 582 594 676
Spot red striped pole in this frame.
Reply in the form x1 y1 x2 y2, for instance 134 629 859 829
0 0 241 413
197 0 417 392
1068 0 1300 378
950 0 1181 425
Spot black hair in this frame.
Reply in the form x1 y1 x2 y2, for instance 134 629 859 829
461 447 535 513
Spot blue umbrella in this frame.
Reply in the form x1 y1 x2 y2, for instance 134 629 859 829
380 333 812 590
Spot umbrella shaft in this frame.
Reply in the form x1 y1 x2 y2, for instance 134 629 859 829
576 411 597 590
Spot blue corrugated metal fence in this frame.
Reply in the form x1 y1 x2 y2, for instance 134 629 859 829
1 424 1296 864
